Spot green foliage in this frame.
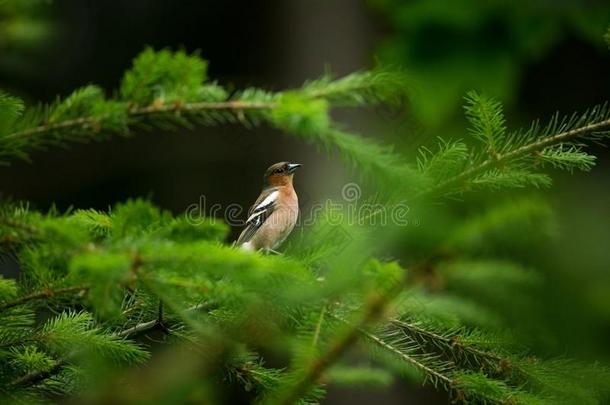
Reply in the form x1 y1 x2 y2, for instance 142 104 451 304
300 68 411 107
453 371 540 405
417 138 468 183
0 92 24 137
48 85 105 123
120 47 215 106
415 92 610 197
0 47 419 190
464 91 506 152
2 48 604 198
69 252 132 319
40 311 148 364
9 346 55 374
444 195 555 254
0 276 18 301
537 144 596 172
272 92 330 134
70 209 113 239
1 43 610 404
369 0 610 131
111 198 168 238
326 365 394 388
0 0 55 81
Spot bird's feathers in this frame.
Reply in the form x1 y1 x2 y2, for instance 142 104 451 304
237 188 278 245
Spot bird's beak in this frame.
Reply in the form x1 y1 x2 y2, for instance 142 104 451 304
287 163 302 174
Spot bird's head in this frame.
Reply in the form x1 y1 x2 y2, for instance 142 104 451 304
263 161 302 187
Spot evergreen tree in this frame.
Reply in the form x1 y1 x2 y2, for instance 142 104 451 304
1 38 610 404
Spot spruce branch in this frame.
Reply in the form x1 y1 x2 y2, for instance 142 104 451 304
359 321 527 404
0 47 415 191
356 320 454 388
113 318 159 339
463 91 506 154
418 104 610 198
7 361 66 389
268 282 403 405
114 301 215 338
6 301 217 391
2 100 275 156
300 68 410 107
0 216 39 236
0 285 89 311
389 319 505 370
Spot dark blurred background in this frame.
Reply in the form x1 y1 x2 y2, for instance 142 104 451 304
1 1 609 403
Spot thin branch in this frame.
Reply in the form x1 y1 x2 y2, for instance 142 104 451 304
7 361 66 388
419 117 610 198
270 284 403 405
114 301 215 338
128 100 275 116
391 320 561 392
8 301 216 389
4 100 276 142
311 305 326 347
356 321 454 387
390 319 504 368
5 117 98 141
0 217 39 236
0 285 89 311
114 319 159 338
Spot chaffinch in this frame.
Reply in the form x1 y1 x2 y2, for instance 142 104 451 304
237 162 302 253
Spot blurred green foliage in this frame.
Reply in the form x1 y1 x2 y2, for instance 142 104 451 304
0 0 55 84
1 46 610 403
1 12 610 405
369 0 610 131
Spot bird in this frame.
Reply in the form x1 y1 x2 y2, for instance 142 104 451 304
236 162 302 253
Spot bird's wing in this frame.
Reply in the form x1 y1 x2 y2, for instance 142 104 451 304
236 188 279 245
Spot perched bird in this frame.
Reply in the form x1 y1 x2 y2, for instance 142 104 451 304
237 162 301 253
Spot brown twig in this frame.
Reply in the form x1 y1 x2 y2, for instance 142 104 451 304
7 361 66 388
114 301 215 338
128 100 275 116
0 285 89 311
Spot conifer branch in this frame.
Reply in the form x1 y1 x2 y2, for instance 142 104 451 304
4 100 275 144
419 115 610 198
270 285 402 405
0 285 89 311
114 319 159 338
115 301 215 338
390 319 504 367
0 217 39 236
7 361 66 388
128 100 276 116
7 301 215 390
2 44 610 404
357 321 454 387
